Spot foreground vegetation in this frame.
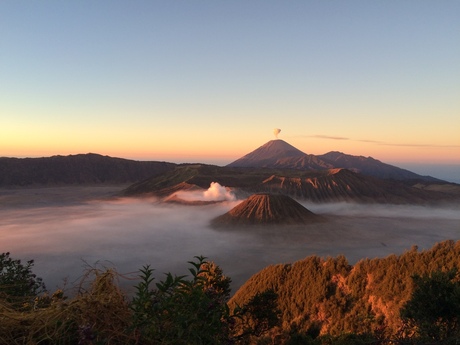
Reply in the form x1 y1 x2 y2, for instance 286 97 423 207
1 241 460 344
231 240 460 344
0 254 280 344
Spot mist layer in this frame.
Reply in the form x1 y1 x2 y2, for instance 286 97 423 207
1 189 459 293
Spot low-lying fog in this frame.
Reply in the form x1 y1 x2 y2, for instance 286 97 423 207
1 186 459 294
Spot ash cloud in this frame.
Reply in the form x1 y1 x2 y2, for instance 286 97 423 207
0 188 459 294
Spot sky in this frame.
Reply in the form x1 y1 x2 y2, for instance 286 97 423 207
1 1 460 171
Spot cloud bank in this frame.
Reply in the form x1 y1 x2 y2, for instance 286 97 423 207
1 190 459 294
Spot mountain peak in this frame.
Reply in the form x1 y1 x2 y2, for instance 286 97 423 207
260 139 305 153
246 139 306 158
211 193 322 227
227 140 307 168
226 139 442 182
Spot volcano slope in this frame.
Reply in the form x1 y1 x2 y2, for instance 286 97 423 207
211 193 323 227
122 164 457 204
227 139 333 171
226 139 443 182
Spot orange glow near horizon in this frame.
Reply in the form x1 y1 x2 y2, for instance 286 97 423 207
2 139 459 165
1 121 459 164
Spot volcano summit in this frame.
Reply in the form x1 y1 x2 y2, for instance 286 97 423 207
227 139 333 171
211 193 323 227
227 139 440 182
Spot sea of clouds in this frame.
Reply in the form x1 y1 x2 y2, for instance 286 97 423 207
1 184 459 294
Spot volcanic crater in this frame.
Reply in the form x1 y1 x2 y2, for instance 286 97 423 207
211 193 324 227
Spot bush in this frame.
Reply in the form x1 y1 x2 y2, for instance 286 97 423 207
0 254 281 344
130 256 280 344
0 252 46 308
130 256 233 344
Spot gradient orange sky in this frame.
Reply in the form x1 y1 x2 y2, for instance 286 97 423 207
2 1 459 169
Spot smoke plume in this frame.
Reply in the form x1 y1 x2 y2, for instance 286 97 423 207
175 182 236 202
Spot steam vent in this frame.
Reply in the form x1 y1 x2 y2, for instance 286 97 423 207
211 193 323 227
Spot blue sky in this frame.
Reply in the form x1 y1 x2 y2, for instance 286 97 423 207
1 1 459 181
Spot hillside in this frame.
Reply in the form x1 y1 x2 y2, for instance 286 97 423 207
122 164 455 204
0 154 176 186
122 164 263 197
211 193 323 227
230 240 460 340
318 151 440 181
251 168 445 204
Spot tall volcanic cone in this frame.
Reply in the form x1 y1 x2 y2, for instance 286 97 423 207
226 139 333 170
211 193 322 227
227 140 305 167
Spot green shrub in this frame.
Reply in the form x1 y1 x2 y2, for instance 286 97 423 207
130 256 280 344
0 252 46 309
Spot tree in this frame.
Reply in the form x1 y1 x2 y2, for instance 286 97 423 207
400 269 460 342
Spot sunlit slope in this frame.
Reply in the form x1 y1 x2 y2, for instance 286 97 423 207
229 240 460 338
122 164 454 204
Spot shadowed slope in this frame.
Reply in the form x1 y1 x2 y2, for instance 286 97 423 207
122 165 457 204
318 151 441 181
228 139 441 182
227 140 333 170
211 193 322 227
253 168 442 204
122 164 265 197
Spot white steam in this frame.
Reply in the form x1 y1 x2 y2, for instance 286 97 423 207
175 182 236 202
204 182 236 201
273 128 281 138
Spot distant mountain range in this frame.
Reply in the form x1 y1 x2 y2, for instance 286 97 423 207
227 139 439 182
0 153 175 186
1 142 458 204
122 164 458 204
122 140 459 203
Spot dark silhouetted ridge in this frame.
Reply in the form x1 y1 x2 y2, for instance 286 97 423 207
0 154 176 186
